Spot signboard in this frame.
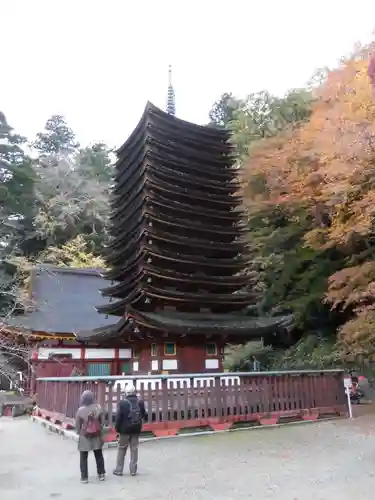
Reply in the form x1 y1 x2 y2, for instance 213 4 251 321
343 377 352 389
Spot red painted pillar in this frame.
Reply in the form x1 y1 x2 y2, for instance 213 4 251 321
30 351 38 395
113 348 119 375
218 340 225 371
80 346 85 374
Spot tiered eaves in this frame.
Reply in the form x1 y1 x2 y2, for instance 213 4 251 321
96 103 291 338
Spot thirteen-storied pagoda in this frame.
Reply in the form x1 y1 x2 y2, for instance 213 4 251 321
90 76 291 374
2 70 291 382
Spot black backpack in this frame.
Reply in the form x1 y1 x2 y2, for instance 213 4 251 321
126 398 142 426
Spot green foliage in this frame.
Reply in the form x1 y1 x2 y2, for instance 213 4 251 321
1 112 35 237
40 235 106 269
208 92 243 129
227 89 313 161
223 336 343 372
32 115 79 155
1 111 112 320
270 335 342 370
223 341 274 371
208 90 331 341
247 205 346 331
273 89 312 125
77 142 113 183
213 69 373 368
30 154 109 251
19 116 112 256
0 112 36 314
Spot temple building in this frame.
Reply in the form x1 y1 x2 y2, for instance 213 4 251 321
87 69 292 374
3 68 292 381
3 266 130 382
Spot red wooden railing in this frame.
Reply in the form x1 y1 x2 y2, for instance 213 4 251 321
34 370 347 439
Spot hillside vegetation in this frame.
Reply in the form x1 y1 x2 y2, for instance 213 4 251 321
214 44 375 370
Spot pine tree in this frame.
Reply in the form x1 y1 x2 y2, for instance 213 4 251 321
77 142 113 183
0 112 34 252
32 115 79 156
0 112 35 316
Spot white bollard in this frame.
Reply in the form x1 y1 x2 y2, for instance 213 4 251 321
343 376 353 419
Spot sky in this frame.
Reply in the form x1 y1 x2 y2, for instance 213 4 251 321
2 1 375 149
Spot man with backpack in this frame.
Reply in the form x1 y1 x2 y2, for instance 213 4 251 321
113 383 146 477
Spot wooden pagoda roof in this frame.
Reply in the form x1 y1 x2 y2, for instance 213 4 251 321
88 102 292 341
127 309 295 337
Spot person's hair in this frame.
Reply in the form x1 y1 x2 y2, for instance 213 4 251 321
80 390 95 406
125 384 136 396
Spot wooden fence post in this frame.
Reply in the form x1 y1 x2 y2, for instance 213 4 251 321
97 382 106 424
209 375 232 431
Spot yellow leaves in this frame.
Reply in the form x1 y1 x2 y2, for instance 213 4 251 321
244 46 375 250
242 45 375 362
325 261 375 311
303 227 330 249
319 56 373 114
41 235 106 269
337 310 375 362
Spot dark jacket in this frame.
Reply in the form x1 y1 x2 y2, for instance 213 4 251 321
115 394 146 435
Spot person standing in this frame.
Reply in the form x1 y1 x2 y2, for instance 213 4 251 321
113 383 146 477
75 390 106 483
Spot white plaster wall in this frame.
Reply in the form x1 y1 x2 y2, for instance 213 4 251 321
205 359 219 369
162 359 178 370
118 348 132 358
132 361 139 372
85 348 115 359
37 347 81 360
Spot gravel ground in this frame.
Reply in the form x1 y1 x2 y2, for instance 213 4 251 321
1 415 375 500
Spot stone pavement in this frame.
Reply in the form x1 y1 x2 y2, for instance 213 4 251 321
1 416 375 500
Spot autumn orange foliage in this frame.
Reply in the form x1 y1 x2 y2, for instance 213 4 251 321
326 262 375 312
246 45 375 248
244 44 375 362
326 258 375 360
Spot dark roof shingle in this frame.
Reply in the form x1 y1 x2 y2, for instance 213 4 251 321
8 265 116 335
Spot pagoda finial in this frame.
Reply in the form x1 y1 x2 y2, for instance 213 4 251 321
166 65 176 116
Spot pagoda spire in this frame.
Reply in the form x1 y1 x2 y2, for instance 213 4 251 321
166 65 176 116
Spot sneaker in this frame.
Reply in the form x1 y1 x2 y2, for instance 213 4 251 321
99 474 105 481
80 478 88 484
113 470 123 476
130 472 137 477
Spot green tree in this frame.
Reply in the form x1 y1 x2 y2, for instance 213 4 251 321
243 202 348 337
223 340 274 371
40 235 106 268
76 142 113 183
0 112 35 253
230 89 313 160
32 115 79 155
25 119 111 255
31 155 108 251
208 92 243 128
0 112 35 317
